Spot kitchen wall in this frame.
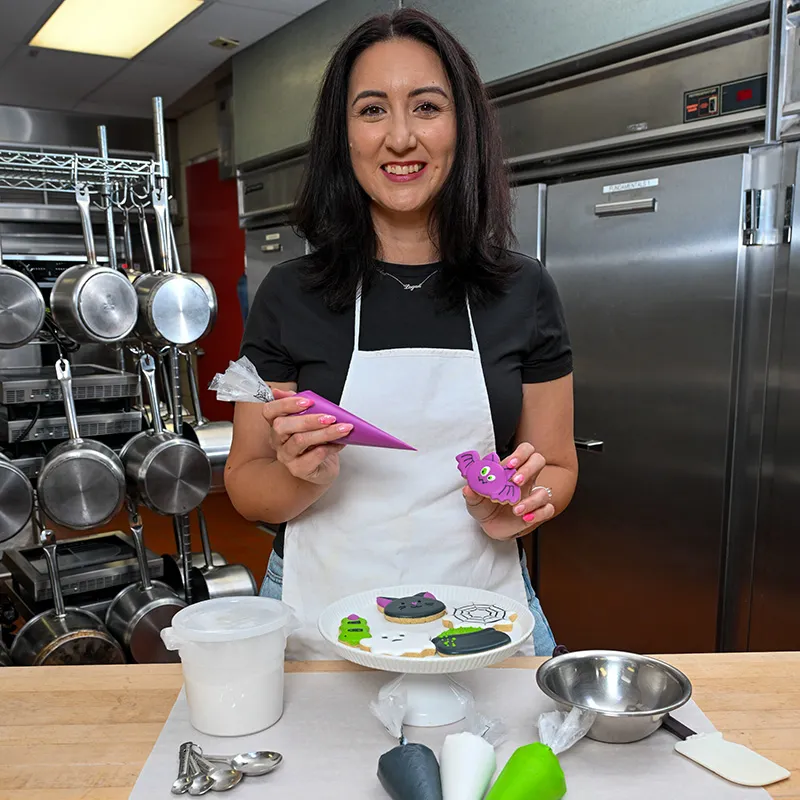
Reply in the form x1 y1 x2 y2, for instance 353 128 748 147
174 100 219 266
232 0 745 166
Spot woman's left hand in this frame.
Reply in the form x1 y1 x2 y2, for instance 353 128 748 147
462 443 555 541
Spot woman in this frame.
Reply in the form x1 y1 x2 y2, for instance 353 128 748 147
226 8 577 659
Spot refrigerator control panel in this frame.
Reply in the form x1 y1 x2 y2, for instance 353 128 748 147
684 73 767 123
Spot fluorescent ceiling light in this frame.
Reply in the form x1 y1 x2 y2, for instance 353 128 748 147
30 0 203 60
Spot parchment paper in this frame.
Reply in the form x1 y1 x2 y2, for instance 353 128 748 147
131 668 769 799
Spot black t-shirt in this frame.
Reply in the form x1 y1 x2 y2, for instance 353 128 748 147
240 251 572 558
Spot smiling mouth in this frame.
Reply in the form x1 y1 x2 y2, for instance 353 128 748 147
381 162 427 182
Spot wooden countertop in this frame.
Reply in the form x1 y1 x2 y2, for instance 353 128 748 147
0 652 798 799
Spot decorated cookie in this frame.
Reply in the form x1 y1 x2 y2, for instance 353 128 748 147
338 614 371 648
377 592 446 624
360 631 436 658
433 626 511 656
442 603 518 632
456 450 521 505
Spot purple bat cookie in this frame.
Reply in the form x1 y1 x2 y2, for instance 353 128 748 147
456 450 521 505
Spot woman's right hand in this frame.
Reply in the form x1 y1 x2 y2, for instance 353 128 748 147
262 389 353 486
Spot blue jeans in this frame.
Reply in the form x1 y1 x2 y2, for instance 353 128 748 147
261 550 557 656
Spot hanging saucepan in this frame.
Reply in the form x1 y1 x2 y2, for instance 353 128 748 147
37 358 126 530
0 452 34 545
133 185 210 347
189 505 257 601
11 528 126 666
161 550 228 593
50 184 139 344
167 216 218 339
105 507 186 663
183 350 232 494
0 231 45 349
120 354 211 516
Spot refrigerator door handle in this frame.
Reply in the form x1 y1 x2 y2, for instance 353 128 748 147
594 198 657 217
574 437 604 452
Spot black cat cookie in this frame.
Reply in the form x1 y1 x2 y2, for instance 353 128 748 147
376 592 446 624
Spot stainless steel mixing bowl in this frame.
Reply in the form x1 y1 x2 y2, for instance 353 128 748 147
536 649 692 743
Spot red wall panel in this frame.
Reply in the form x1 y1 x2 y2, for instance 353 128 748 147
184 158 245 422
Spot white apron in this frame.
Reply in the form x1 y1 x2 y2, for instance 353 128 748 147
281 287 532 660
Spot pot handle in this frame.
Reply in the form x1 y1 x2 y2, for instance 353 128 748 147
184 352 206 428
39 529 67 622
128 506 153 591
55 358 81 442
138 354 165 436
196 505 215 571
75 184 98 268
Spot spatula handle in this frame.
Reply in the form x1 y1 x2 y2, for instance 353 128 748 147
662 713 696 741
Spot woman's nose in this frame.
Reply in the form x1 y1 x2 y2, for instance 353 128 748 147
385 113 417 153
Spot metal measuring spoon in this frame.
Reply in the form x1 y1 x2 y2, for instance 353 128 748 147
172 742 199 795
205 750 283 777
193 751 243 792
186 752 215 796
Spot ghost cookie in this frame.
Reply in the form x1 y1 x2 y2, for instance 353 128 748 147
456 450 521 506
360 630 436 658
433 626 511 656
376 592 446 624
442 603 518 632
338 614 371 648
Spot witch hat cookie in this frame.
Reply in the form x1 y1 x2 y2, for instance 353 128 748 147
293 391 416 451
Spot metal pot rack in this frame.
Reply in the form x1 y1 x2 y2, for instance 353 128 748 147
0 97 208 609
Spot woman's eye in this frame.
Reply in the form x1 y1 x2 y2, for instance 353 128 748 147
416 102 440 115
360 105 384 117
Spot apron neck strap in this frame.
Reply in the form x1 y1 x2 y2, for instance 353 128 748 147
354 281 480 354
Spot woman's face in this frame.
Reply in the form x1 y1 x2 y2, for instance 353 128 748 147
347 37 456 217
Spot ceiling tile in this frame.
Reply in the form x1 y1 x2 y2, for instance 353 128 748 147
140 3 290 66
0 45 124 111
81 60 216 116
217 0 325 15
0 0 59 43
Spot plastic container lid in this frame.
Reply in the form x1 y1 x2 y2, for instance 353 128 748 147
168 596 293 643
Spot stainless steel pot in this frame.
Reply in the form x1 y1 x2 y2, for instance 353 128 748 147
132 184 210 346
38 358 126 530
0 232 45 349
50 184 138 344
0 453 34 544
120 354 211 516
183 351 232 494
105 508 185 663
11 529 125 666
168 217 218 339
161 550 227 593
189 505 257 601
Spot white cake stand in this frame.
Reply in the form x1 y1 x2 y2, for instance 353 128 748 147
318 583 534 727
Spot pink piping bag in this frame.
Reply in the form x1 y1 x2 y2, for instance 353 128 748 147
208 357 416 451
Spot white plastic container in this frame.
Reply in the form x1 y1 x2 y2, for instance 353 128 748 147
161 596 293 737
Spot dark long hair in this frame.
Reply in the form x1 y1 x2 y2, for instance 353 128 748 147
293 8 516 312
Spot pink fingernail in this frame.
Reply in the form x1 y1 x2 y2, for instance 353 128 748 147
297 398 312 408
512 474 524 485
523 512 535 523
319 415 336 424
337 424 353 433
508 458 520 468
513 505 525 515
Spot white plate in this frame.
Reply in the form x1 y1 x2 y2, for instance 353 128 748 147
318 583 534 675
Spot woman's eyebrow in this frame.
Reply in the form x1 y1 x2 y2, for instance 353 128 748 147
351 85 449 106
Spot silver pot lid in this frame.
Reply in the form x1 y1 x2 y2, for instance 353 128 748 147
39 453 125 530
143 441 211 515
77 270 138 342
151 275 211 346
0 270 45 348
0 460 33 543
